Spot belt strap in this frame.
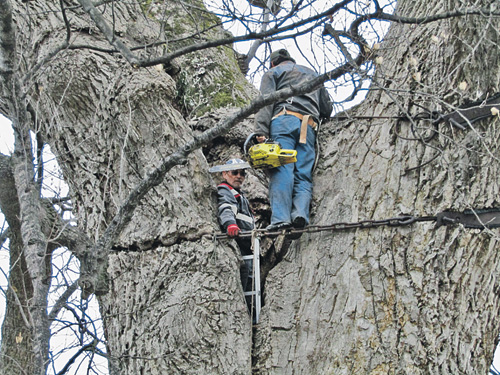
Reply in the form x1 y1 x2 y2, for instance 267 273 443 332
299 115 311 144
272 109 317 144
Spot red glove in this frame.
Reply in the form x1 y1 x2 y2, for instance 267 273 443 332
227 224 240 237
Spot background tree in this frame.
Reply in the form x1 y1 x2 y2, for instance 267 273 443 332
1 0 500 374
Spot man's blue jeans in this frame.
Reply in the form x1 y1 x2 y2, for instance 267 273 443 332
269 114 316 225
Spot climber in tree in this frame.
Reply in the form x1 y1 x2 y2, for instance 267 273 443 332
210 158 255 312
255 49 333 231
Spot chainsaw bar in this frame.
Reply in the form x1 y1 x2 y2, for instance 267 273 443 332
441 93 500 129
436 208 500 229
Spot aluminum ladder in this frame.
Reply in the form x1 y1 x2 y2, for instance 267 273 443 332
242 236 261 324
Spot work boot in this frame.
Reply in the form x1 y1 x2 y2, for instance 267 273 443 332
292 216 306 229
266 222 291 231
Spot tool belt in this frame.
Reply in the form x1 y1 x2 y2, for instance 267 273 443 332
272 109 317 144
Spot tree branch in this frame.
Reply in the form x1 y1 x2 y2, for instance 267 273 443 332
48 281 79 322
0 226 8 248
378 7 500 24
36 0 497 83
76 0 139 65
55 339 99 375
59 0 71 43
1 152 92 254
135 0 356 67
113 3 500 70
0 0 15 77
244 0 276 70
0 266 33 328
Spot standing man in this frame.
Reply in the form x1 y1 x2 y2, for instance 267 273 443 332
210 158 255 312
255 49 333 231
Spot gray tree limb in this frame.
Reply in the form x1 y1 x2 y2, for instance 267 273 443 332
0 227 8 248
47 281 79 322
76 0 139 65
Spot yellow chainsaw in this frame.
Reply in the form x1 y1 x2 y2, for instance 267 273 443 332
244 133 297 169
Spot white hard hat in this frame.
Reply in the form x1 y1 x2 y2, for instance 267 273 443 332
208 158 251 172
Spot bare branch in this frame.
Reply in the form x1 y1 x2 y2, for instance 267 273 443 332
244 0 276 69
48 281 79 322
76 0 139 65
59 0 71 43
55 339 99 375
0 266 33 328
23 43 70 87
113 3 499 71
1 152 91 253
377 6 500 25
0 226 8 247
136 0 356 67
327 25 357 66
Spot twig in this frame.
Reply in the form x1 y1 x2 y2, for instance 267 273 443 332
55 339 99 375
48 281 79 321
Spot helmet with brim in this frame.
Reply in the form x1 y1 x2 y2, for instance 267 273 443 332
208 158 251 173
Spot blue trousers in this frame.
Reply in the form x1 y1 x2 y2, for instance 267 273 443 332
269 115 316 225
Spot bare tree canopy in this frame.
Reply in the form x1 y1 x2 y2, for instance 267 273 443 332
1 0 500 374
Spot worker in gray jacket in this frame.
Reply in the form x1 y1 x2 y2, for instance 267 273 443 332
210 158 255 312
255 49 333 231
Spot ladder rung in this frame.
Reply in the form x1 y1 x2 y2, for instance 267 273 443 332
244 289 260 294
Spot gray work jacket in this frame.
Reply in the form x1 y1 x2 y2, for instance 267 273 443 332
217 182 255 232
255 61 333 137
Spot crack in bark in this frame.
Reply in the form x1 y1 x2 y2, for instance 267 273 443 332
110 230 216 252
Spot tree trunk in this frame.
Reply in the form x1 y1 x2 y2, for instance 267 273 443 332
254 1 500 374
0 155 36 375
8 1 256 373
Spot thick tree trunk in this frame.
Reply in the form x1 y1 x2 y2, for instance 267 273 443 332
8 1 255 373
254 1 500 374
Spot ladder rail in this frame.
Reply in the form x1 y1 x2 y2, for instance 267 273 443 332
253 237 261 323
242 235 261 324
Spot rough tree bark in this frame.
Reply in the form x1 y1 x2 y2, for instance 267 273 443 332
254 1 500 374
0 155 36 374
3 0 257 373
1 0 499 374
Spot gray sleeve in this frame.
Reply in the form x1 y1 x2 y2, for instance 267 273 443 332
254 71 276 137
319 86 333 120
217 187 238 230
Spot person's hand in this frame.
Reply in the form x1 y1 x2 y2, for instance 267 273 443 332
227 224 240 237
255 135 266 143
